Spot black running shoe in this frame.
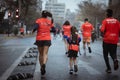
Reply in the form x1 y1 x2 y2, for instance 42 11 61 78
88 47 92 53
69 69 73 74
114 60 119 70
65 52 68 54
74 65 78 72
41 64 46 75
106 69 112 73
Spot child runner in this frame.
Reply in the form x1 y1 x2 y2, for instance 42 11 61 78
67 26 81 74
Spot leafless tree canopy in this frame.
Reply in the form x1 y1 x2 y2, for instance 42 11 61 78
4 0 41 26
109 2 120 21
77 0 107 26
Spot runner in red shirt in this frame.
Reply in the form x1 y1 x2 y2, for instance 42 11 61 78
20 27 24 37
117 22 120 46
32 10 55 76
100 9 120 73
80 18 94 54
62 20 72 54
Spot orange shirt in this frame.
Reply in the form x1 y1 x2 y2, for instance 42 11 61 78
35 18 53 40
62 25 71 37
20 27 24 32
81 22 94 37
68 34 80 51
100 17 120 44
69 44 79 51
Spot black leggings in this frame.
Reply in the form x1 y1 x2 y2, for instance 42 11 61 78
102 42 117 69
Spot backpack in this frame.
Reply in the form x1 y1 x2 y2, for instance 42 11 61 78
69 35 79 51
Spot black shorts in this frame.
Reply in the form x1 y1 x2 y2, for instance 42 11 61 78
68 50 78 58
34 40 51 47
20 32 24 35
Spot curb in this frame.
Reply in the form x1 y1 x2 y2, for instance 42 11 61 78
0 47 38 80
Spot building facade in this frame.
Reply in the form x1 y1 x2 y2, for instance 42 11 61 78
45 0 65 24
65 9 76 25
36 0 42 12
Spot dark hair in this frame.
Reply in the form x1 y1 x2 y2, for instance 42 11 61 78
84 18 88 22
71 26 78 44
63 20 70 25
106 9 113 17
41 10 52 18
51 18 54 23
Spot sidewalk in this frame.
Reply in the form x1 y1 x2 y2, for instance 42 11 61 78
0 34 35 42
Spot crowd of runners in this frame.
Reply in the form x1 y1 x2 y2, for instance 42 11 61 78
32 9 120 77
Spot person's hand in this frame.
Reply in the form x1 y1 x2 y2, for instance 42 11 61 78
117 43 120 47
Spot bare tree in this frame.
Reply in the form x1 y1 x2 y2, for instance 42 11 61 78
77 0 107 27
25 6 41 27
109 2 120 21
4 0 41 29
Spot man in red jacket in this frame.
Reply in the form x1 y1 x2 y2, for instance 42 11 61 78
100 9 120 73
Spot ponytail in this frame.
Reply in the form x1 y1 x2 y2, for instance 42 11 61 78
71 26 78 44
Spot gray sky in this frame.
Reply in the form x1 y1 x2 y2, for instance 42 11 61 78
42 0 108 12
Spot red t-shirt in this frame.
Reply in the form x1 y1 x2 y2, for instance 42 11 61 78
20 27 24 32
100 17 120 44
68 35 80 51
62 25 71 37
35 18 53 40
81 22 94 37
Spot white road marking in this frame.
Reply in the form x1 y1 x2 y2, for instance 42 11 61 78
78 60 102 75
33 54 40 80
0 47 30 80
118 59 120 62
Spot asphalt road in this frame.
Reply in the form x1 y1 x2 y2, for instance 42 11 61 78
0 35 120 80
